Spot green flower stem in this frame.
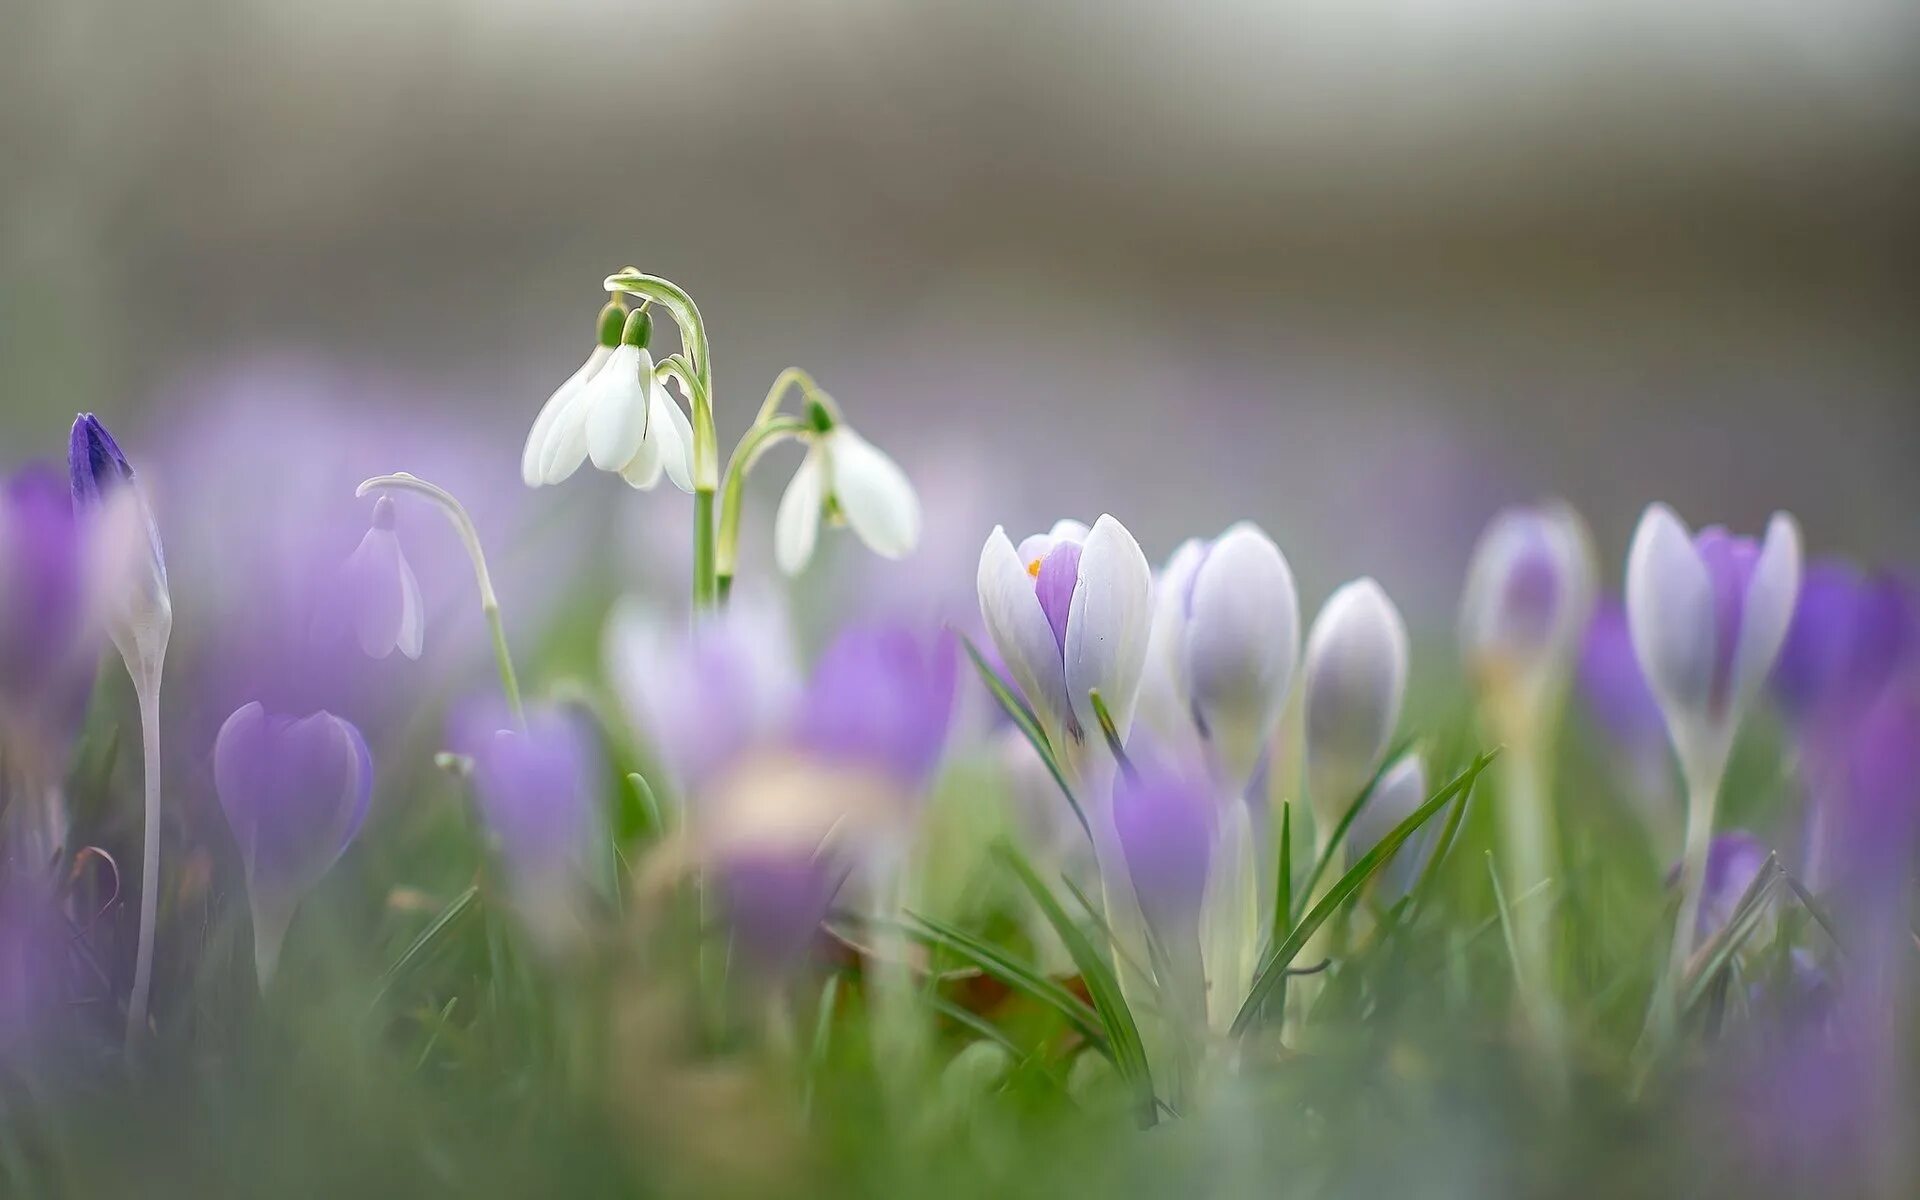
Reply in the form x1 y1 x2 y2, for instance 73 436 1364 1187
356 473 524 729
714 416 810 597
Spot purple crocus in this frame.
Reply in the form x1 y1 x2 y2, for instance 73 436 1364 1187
213 702 373 985
0 466 95 766
455 704 603 953
793 623 957 789
68 414 170 654
1772 561 1916 739
1111 758 1217 938
714 849 847 978
1683 830 1771 943
340 495 424 661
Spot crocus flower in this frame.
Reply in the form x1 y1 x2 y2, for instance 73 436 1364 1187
1771 561 1916 742
459 705 602 953
339 495 424 661
1458 501 1595 716
1625 504 1801 796
977 515 1153 761
1112 757 1217 941
69 413 171 676
522 300 625 487
713 848 848 979
604 593 801 799
1346 752 1435 900
774 405 920 575
1302 578 1410 818
1683 830 1771 943
792 624 957 790
529 307 693 492
213 702 373 985
1144 522 1301 793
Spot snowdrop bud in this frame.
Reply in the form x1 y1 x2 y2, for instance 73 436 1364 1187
775 413 921 576
1180 522 1300 792
1111 760 1216 938
1346 752 1434 899
1625 503 1801 791
977 515 1153 757
68 413 170 679
213 702 373 985
1303 579 1409 816
340 495 424 661
1459 502 1595 715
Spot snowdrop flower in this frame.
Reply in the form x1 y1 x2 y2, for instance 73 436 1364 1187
1346 752 1435 900
527 307 693 492
774 403 920 576
1302 579 1409 820
1144 523 1301 793
214 702 373 985
522 301 625 487
1459 501 1595 720
977 516 1153 762
340 495 423 660
1625 504 1801 798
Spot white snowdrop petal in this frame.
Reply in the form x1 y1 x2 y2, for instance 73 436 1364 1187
1064 514 1154 745
522 345 610 487
774 448 826 575
1624 503 1716 719
619 433 664 490
394 538 425 661
977 526 1074 744
584 346 650 472
827 427 920 559
650 378 696 494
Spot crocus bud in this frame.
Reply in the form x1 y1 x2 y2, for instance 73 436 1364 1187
213 702 373 985
1459 501 1595 721
1111 759 1216 939
1345 752 1434 899
1167 522 1301 793
1625 504 1801 793
462 706 602 954
68 413 170 681
977 515 1153 759
1303 578 1410 817
775 417 921 575
340 495 424 661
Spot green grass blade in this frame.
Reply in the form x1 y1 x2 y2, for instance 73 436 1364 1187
993 842 1155 1110
955 630 1092 843
1232 749 1498 1036
1682 854 1784 1013
1273 801 1294 947
1296 737 1418 909
1485 852 1526 991
368 884 481 1013
900 912 1107 1052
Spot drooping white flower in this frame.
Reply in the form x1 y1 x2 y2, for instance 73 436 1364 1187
1302 578 1409 819
976 515 1153 759
774 411 920 575
340 495 423 661
1624 503 1801 793
1142 522 1300 793
1459 501 1596 718
523 307 693 493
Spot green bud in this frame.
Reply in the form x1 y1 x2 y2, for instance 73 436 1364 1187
620 307 653 349
806 398 835 434
596 301 628 348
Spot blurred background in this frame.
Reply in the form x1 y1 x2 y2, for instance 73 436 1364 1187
5 0 1918 632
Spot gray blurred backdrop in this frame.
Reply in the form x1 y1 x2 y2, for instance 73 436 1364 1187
6 0 1917 623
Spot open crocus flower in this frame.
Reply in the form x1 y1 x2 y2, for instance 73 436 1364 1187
525 307 693 492
1302 578 1409 822
340 495 423 661
1625 504 1801 797
1459 501 1595 718
522 300 625 487
1143 523 1301 794
214 702 373 985
774 405 920 576
977 515 1153 762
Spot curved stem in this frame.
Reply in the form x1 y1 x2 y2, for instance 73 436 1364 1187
757 366 840 428
125 662 163 1046
356 473 524 729
714 417 810 592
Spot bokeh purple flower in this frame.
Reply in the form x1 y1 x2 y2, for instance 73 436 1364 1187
213 702 373 985
792 624 957 790
1683 830 1770 943
1772 562 1916 738
0 466 96 780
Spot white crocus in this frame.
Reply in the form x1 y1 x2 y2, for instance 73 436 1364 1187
1177 522 1301 794
977 515 1154 764
524 307 693 492
774 417 920 575
1625 503 1800 977
1302 578 1410 831
1459 501 1596 720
